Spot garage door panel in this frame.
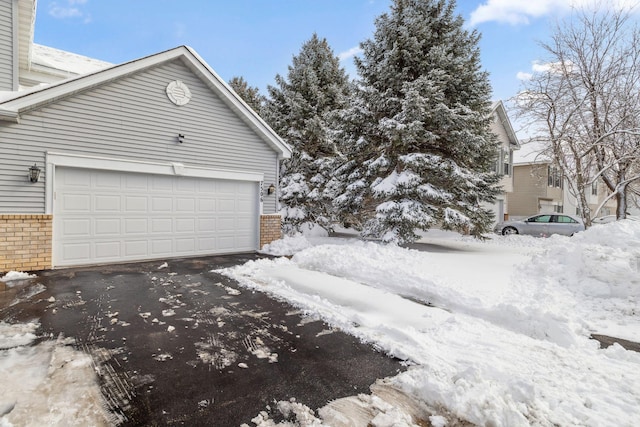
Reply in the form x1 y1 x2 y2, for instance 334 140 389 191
198 181 216 194
125 218 147 234
198 218 216 232
152 176 173 191
62 218 90 236
176 238 195 253
175 218 195 233
125 174 149 190
95 218 120 235
62 194 91 212
125 196 148 212
151 218 172 233
218 217 235 230
177 178 197 192
176 198 196 212
199 238 216 251
61 168 90 187
95 172 122 189
236 234 254 247
198 199 215 213
218 199 235 212
218 236 236 250
236 216 254 230
63 242 92 262
152 197 172 212
95 241 120 259
151 240 172 255
95 195 121 212
124 240 148 257
54 167 258 267
218 181 235 194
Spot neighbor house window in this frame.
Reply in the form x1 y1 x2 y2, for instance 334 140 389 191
503 149 512 176
548 166 562 188
591 181 598 196
554 205 563 213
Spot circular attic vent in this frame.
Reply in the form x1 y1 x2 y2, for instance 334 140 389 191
166 80 192 106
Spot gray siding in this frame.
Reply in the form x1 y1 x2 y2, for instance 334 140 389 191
0 59 279 213
0 0 15 91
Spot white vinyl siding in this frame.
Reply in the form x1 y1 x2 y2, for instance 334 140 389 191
0 59 279 214
0 0 15 91
54 167 258 267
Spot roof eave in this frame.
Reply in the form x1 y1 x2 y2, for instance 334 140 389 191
1 45 292 159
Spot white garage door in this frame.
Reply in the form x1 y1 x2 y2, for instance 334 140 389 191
53 167 259 267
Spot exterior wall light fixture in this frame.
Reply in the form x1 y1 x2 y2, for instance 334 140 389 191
29 163 41 183
267 184 276 195
178 134 185 143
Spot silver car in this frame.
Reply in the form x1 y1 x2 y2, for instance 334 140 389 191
494 214 585 237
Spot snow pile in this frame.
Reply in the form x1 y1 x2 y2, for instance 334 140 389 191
261 235 313 256
0 271 36 282
521 220 640 340
0 323 112 426
223 222 640 426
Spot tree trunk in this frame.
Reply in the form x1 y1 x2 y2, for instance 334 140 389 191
616 183 628 219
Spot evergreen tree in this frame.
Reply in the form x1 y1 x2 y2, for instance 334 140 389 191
330 0 500 243
228 76 265 114
263 33 352 232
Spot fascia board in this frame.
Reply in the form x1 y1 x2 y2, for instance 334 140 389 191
1 48 186 114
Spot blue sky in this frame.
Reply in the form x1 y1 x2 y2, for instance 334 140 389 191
32 1 632 103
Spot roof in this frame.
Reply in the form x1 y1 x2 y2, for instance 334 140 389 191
491 100 520 149
30 44 113 76
0 45 292 159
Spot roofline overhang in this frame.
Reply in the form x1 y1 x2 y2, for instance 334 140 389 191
491 100 521 149
1 45 292 159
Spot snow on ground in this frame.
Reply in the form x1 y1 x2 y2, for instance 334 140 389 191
224 221 640 426
0 322 113 427
1 221 639 426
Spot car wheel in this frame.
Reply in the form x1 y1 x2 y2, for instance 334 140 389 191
502 226 518 235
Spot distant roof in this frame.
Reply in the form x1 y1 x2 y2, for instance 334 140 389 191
491 100 520 149
31 44 113 76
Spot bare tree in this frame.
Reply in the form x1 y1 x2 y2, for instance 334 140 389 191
516 3 640 225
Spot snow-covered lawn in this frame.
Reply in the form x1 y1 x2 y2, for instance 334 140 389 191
1 221 639 426
224 222 640 426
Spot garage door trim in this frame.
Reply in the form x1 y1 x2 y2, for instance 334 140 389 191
45 151 264 214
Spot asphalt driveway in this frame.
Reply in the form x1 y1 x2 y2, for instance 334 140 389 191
0 254 404 426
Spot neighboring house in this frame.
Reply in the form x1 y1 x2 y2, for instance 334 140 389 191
509 162 564 218
485 100 520 224
0 0 291 273
509 161 616 219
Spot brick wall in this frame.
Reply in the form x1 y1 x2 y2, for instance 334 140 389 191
0 215 52 273
259 214 282 248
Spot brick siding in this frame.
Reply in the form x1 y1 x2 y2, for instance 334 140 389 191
259 214 282 248
0 215 52 273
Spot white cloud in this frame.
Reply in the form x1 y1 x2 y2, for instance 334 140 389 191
469 0 640 26
338 46 363 62
49 0 90 21
516 71 533 80
516 60 575 82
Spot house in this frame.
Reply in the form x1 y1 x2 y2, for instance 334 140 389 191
509 161 616 219
509 161 564 218
485 100 520 224
0 0 291 273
